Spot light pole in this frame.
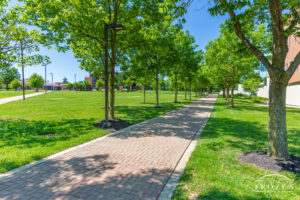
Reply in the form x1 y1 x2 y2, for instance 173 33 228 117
74 74 77 83
103 23 126 128
50 73 53 91
103 23 126 127
44 64 47 93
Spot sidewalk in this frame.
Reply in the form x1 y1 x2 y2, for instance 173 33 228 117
0 92 46 105
0 94 217 200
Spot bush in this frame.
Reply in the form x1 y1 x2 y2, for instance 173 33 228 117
66 83 73 90
29 73 44 91
10 79 21 91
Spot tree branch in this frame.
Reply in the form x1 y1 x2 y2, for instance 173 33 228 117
287 51 300 80
227 9 272 71
285 7 299 33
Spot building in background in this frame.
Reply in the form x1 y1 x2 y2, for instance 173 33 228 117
85 74 100 89
257 32 300 106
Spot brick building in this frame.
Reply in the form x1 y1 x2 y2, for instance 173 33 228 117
286 33 300 85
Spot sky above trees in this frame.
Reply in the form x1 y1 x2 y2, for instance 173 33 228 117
8 0 226 83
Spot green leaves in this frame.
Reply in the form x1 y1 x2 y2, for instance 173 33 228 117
28 73 44 89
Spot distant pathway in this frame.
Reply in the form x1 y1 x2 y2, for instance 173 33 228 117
0 94 217 200
0 92 46 105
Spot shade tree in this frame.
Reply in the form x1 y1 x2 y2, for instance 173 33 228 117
209 0 300 159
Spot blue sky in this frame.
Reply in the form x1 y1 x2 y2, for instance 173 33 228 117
9 0 227 83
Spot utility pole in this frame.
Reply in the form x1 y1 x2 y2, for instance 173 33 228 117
50 73 53 91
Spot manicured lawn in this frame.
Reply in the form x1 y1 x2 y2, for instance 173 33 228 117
173 95 300 200
0 90 201 173
0 90 38 99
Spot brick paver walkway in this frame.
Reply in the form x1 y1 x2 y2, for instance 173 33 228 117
0 94 217 200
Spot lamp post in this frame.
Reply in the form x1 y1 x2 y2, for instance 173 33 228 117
103 23 126 127
74 74 77 83
50 73 53 91
44 64 47 94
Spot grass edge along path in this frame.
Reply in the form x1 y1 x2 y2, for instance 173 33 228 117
172 95 300 200
0 91 204 174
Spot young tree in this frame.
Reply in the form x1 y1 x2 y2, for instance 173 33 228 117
96 79 104 90
0 67 20 90
29 73 43 91
66 83 73 90
62 77 68 84
10 78 21 91
209 0 299 159
83 80 91 91
21 0 184 120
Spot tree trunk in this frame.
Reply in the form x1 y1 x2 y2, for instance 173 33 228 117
268 78 289 159
223 87 226 98
231 73 235 108
226 86 230 103
6 84 9 90
184 79 187 100
155 73 159 108
174 73 178 103
110 30 117 119
189 77 192 101
143 84 146 104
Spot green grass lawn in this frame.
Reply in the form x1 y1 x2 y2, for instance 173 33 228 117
0 90 38 99
0 90 201 173
173 95 300 200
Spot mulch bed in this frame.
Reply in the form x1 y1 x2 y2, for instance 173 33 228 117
239 151 300 174
94 118 132 133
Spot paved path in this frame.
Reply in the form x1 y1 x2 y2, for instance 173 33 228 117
0 92 46 105
0 94 217 200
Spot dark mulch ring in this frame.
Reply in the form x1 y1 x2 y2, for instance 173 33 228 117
94 118 132 133
239 151 300 174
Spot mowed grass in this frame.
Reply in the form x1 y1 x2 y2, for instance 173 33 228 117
0 90 201 173
173 95 300 200
0 90 37 99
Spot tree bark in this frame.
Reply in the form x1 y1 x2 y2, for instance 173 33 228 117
223 87 226 98
226 86 230 103
155 72 159 107
174 72 178 103
110 30 116 119
143 84 146 104
231 71 235 108
184 79 187 100
268 77 289 159
189 76 192 101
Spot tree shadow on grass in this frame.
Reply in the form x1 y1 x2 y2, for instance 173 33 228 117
0 154 173 200
0 118 102 148
201 117 299 157
195 188 280 200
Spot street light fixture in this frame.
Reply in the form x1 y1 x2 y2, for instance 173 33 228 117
43 64 48 94
103 23 126 127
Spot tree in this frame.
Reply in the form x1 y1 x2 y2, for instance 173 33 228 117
209 0 299 159
82 80 91 91
10 78 21 91
29 73 43 91
62 77 68 84
21 0 185 120
66 83 73 90
0 67 20 90
73 81 83 91
242 73 263 94
95 79 104 90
